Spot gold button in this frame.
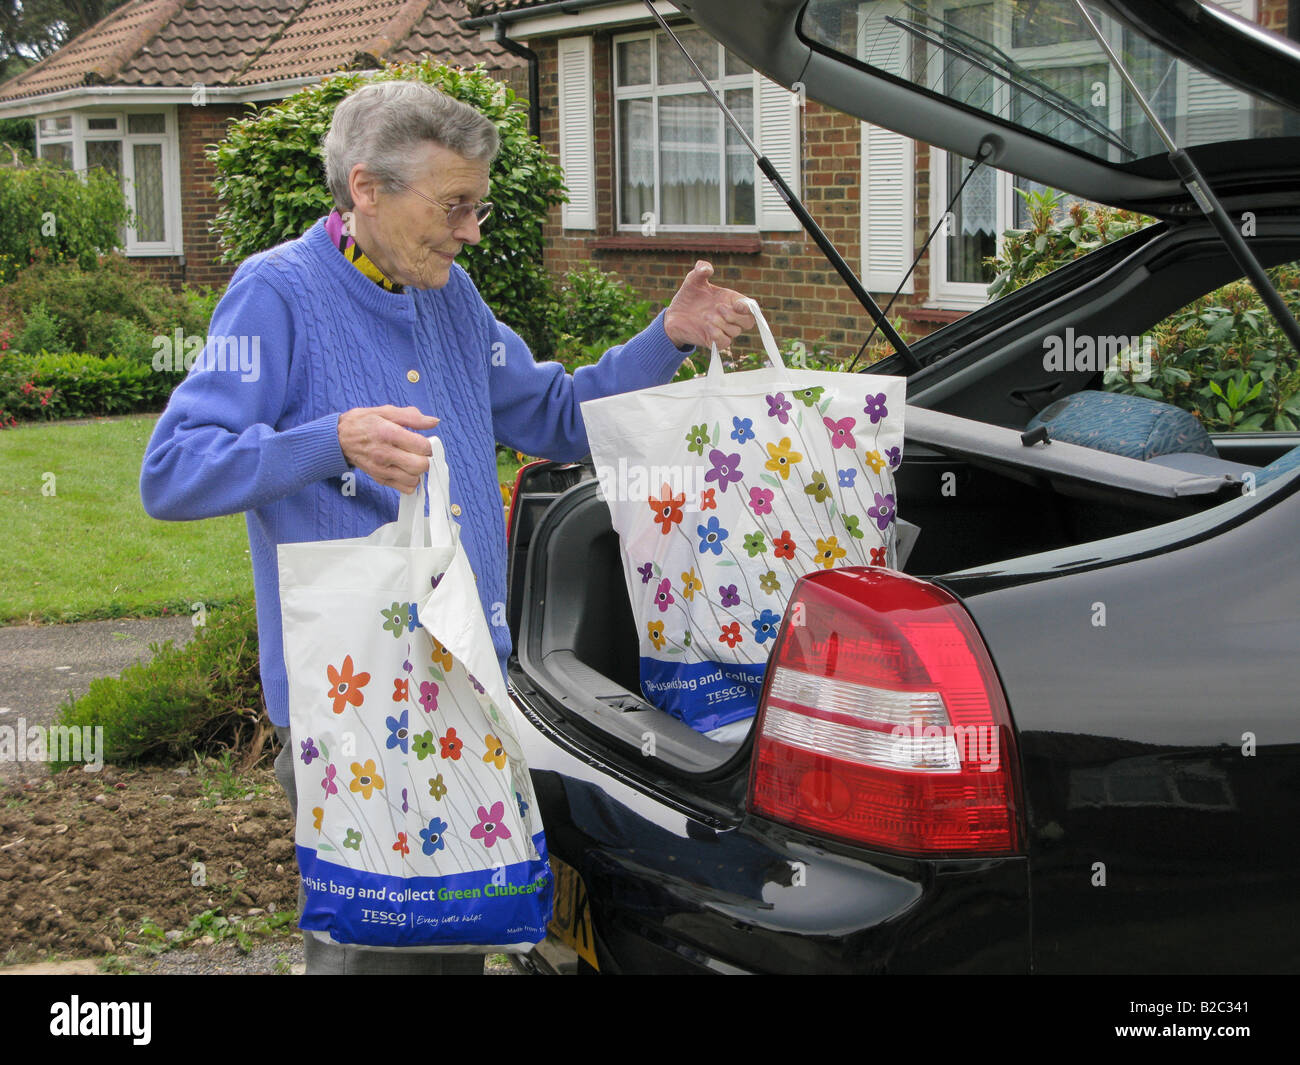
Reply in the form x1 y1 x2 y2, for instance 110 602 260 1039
407 369 420 383
450 503 462 516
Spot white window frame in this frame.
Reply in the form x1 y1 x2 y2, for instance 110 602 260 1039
612 28 761 233
34 107 182 256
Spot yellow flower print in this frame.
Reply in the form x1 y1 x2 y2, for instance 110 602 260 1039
815 536 847 570
681 566 703 602
431 640 453 673
646 620 666 651
312 806 324 832
483 733 508 771
765 438 804 480
865 450 885 474
349 759 384 800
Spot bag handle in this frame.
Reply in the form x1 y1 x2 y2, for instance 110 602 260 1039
395 434 458 550
706 297 783 380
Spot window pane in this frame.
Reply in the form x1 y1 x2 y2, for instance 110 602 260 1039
86 139 122 179
658 93 720 225
618 99 655 226
724 89 754 225
1012 62 1109 155
724 49 752 77
945 153 997 284
132 143 166 242
617 38 651 87
87 116 119 131
128 113 166 134
38 115 71 136
39 142 72 168
1012 3 1091 47
656 26 717 84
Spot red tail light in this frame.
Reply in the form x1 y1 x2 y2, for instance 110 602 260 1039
748 568 1022 857
506 459 550 543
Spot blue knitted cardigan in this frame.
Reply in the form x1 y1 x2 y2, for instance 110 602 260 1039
140 218 691 726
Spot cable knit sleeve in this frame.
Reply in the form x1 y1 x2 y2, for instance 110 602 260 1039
489 309 692 462
139 259 350 521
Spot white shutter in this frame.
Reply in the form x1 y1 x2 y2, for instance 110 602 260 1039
755 74 801 231
859 0 914 293
558 36 596 230
1182 0 1255 145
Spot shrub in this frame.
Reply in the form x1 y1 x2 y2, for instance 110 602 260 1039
0 156 131 270
209 61 568 357
53 600 263 770
14 301 66 355
1105 261 1300 432
0 350 182 422
985 186 1156 299
548 266 655 371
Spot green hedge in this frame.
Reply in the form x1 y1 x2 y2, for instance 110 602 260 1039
0 350 183 424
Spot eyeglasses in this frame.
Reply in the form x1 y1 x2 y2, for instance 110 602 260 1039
394 181 493 227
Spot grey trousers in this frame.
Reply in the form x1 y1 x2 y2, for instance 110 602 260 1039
273 727 484 975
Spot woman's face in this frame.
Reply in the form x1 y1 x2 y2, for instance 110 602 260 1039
349 140 490 290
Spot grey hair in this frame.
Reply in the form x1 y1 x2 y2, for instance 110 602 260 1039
323 80 500 209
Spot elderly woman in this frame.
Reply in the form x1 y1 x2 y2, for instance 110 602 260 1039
139 79 753 974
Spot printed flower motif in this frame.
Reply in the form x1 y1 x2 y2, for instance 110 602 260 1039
646 620 666 651
869 491 897 530
759 570 781 595
428 774 447 800
393 677 409 703
843 514 864 539
766 392 792 424
299 738 319 765
637 561 655 584
748 486 774 516
719 584 740 608
385 710 410 753
654 578 675 613
736 529 765 561
683 631 693 648
412 730 437 760
403 657 413 675
419 680 439 714
685 423 710 456
469 675 485 696
824 415 857 449
470 801 513 849
393 832 410 857
483 733 508 771
886 446 902 469
697 516 730 556
516 792 530 820
681 567 703 601
838 468 857 488
406 603 420 633
815 536 847 569
865 450 885 475
431 640 453 673
794 385 825 408
731 416 755 444
401 788 409 813
439 727 463 760
326 655 370 715
772 531 796 560
870 546 888 566
751 609 782 644
699 488 716 511
312 806 324 832
381 602 407 638
719 622 743 648
804 472 833 503
343 828 362 851
765 438 803 480
430 573 443 593
419 817 449 856
649 483 686 535
349 759 384 800
863 392 889 424
321 763 338 797
706 449 743 494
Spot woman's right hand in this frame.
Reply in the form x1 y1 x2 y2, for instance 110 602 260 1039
338 405 439 493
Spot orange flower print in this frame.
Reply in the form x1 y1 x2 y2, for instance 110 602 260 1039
648 483 686 535
393 677 409 702
483 733 507 771
349 759 384 800
327 655 370 715
700 488 717 511
773 530 797 560
393 832 410 857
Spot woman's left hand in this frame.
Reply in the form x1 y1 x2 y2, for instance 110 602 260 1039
663 261 756 350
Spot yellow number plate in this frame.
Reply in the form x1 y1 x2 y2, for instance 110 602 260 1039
548 855 599 970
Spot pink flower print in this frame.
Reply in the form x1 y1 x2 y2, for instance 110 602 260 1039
824 415 857 450
654 578 675 613
321 763 338 797
748 486 774 516
419 680 439 713
470 801 513 849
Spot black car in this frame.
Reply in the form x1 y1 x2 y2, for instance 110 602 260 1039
503 0 1300 973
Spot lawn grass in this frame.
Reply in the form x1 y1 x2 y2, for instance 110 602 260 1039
1 417 531 624
0 415 253 624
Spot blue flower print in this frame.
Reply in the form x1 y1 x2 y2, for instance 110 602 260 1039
386 710 410 754
419 817 449 856
838 468 856 488
731 416 755 444
751 609 782 645
697 516 730 556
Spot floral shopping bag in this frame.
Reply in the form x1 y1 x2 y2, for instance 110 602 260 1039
581 299 906 734
278 437 552 950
